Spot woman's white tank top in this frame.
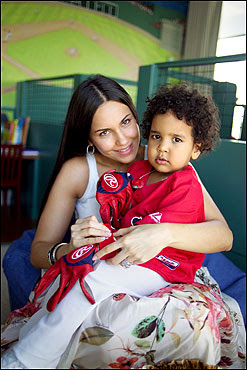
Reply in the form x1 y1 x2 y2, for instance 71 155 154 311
75 154 101 221
75 146 148 221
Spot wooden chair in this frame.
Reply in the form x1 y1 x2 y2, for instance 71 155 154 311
1 144 24 218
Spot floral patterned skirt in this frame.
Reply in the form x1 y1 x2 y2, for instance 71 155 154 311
1 267 246 369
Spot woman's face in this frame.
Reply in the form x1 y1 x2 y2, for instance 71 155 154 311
89 100 140 165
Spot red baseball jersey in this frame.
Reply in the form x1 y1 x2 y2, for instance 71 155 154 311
120 160 205 284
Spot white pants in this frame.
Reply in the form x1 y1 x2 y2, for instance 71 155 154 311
11 261 169 369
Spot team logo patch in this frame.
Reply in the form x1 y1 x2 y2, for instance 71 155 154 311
150 212 162 223
71 245 94 260
103 173 119 189
97 171 132 195
131 216 143 225
156 255 179 270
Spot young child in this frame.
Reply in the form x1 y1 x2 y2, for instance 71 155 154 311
96 83 220 284
2 84 220 369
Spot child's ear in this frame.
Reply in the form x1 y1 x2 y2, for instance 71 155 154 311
191 143 201 160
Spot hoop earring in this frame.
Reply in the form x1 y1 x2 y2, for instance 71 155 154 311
86 145 95 155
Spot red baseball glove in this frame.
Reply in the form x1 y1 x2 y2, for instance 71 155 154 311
96 170 133 229
33 224 115 312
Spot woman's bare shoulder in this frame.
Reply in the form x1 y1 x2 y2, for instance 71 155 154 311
61 156 88 171
58 156 89 198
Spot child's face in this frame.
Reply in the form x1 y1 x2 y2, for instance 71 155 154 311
147 111 200 175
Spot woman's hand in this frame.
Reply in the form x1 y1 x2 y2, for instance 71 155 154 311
93 217 233 266
68 216 112 251
93 224 170 265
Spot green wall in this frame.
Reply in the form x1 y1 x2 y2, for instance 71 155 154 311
111 0 186 39
193 139 246 272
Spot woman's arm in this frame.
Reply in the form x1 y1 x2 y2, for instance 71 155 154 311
93 179 233 265
30 157 110 269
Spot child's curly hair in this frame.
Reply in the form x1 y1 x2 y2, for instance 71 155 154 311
142 84 221 154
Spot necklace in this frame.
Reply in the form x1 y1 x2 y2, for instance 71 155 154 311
139 169 155 179
132 169 169 189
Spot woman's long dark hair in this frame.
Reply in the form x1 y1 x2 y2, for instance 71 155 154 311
38 74 138 221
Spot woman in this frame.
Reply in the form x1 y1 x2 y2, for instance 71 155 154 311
2 75 233 369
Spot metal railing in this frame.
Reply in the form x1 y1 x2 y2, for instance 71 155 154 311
15 74 137 126
137 54 246 140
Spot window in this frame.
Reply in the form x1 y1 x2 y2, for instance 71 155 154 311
77 1 118 17
214 1 246 139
